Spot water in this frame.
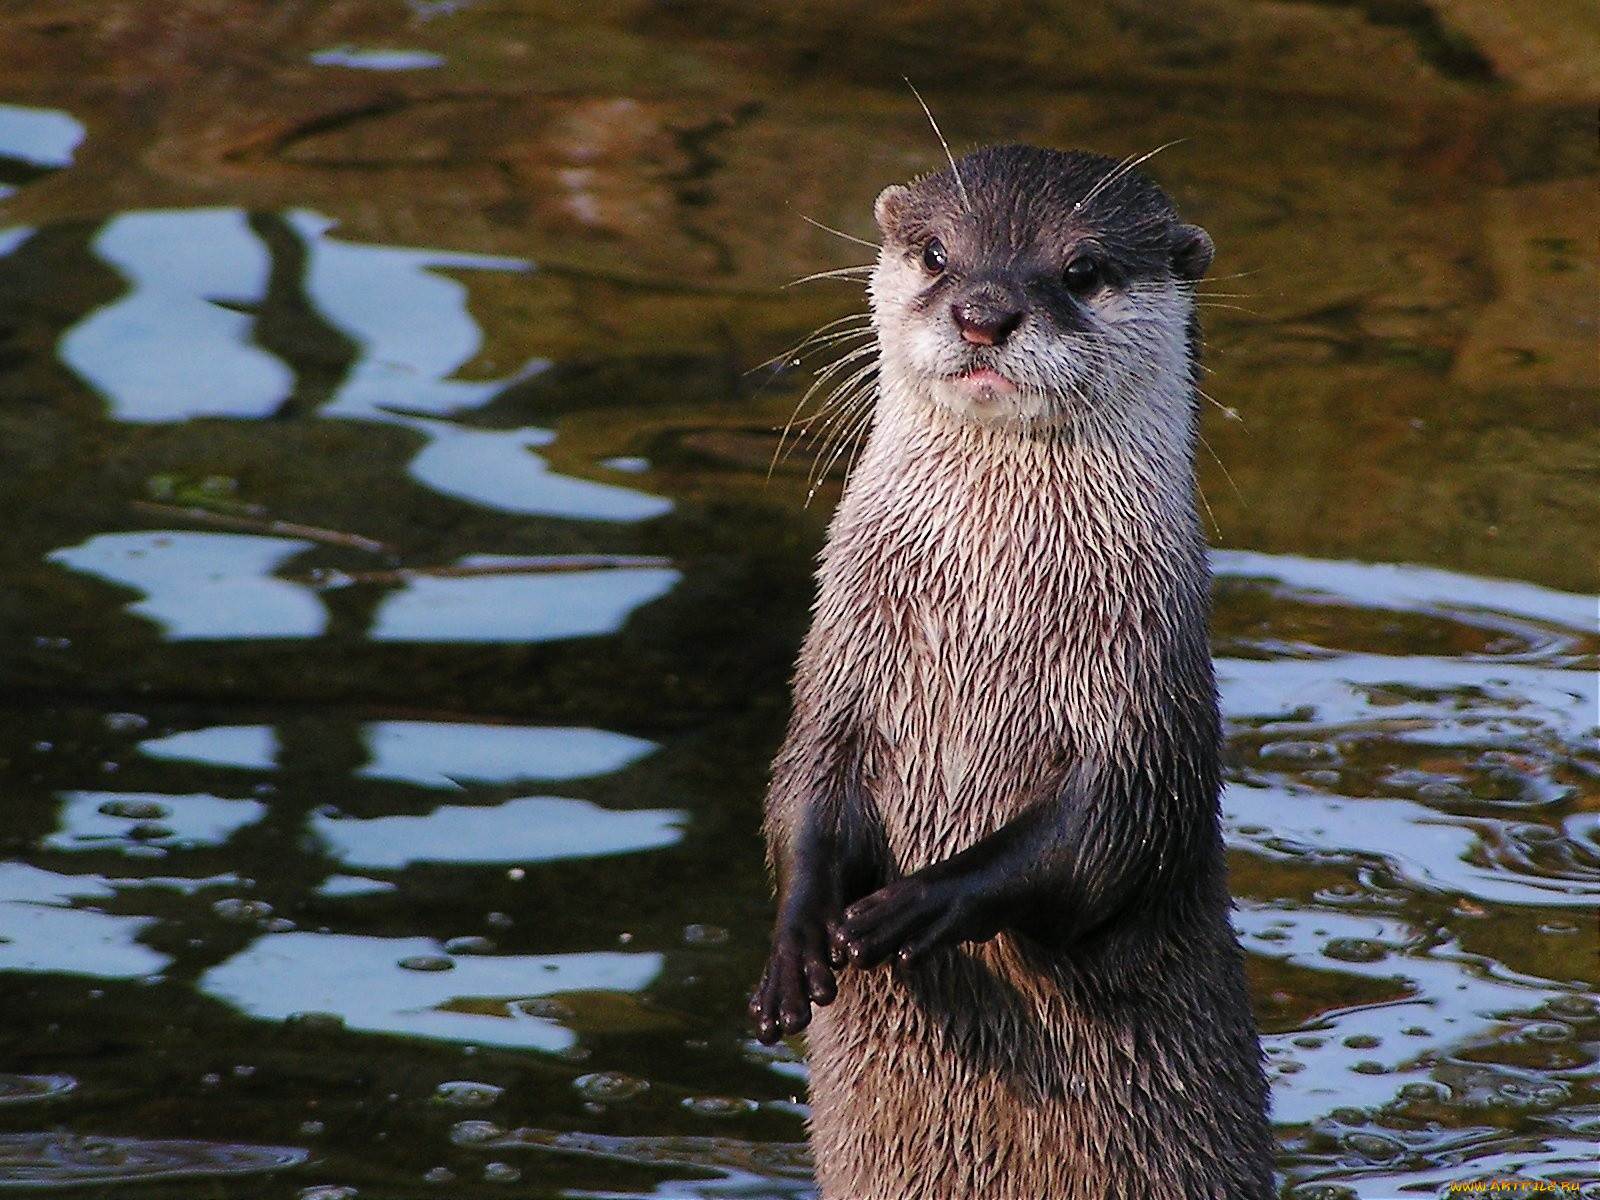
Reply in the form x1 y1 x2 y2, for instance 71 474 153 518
1 4 1596 1197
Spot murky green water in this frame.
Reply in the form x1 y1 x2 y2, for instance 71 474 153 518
1 5 1595 1198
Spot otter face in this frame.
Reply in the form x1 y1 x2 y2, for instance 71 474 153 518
868 145 1212 432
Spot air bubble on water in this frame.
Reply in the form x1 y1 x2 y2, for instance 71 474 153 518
397 955 454 973
482 1161 520 1184
516 997 572 1021
682 1095 757 1117
448 1119 504 1146
1342 1131 1402 1161
1324 937 1387 963
423 1167 455 1183
213 898 273 923
682 924 729 946
1522 1020 1574 1043
432 1081 503 1109
573 1072 648 1103
1259 740 1339 762
443 936 495 955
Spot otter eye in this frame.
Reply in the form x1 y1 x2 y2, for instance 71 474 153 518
921 238 947 274
1063 255 1101 295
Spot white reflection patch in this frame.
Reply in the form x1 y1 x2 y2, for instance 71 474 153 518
47 532 325 640
1226 783 1598 908
139 725 280 771
370 561 678 643
360 722 656 787
311 795 685 868
198 932 662 1051
0 865 169 979
45 792 267 852
60 209 293 422
404 419 672 522
1235 902 1585 1127
0 103 86 168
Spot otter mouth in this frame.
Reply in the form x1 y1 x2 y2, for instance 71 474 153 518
949 367 1020 405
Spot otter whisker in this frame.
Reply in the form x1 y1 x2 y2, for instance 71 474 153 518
789 205 878 251
904 77 970 214
1074 140 1184 214
785 264 877 288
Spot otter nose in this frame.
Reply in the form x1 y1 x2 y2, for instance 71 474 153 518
952 300 1023 346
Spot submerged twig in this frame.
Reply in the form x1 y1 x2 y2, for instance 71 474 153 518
131 501 395 556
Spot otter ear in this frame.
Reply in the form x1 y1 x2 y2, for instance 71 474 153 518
874 185 912 237
1171 223 1214 281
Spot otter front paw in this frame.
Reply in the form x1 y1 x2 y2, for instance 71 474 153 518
832 875 989 968
750 918 837 1044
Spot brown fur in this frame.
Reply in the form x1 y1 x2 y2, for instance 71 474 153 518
754 146 1274 1199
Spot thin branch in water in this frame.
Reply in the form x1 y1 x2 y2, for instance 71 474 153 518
132 501 395 556
285 556 674 588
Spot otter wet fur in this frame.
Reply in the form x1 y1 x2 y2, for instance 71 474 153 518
750 145 1276 1199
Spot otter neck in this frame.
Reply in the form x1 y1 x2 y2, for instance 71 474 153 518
829 374 1206 587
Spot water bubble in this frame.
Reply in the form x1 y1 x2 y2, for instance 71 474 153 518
1342 1131 1402 1161
1342 1034 1381 1049
1290 1186 1358 1200
483 1162 521 1184
682 924 729 946
98 799 169 820
1416 781 1469 800
1546 994 1596 1018
443 936 495 955
230 1065 255 1079
515 998 572 1021
432 1081 503 1109
1324 938 1387 963
1397 1081 1445 1102
264 918 296 933
1538 919 1579 935
1351 1061 1387 1075
448 1120 504 1146
103 712 150 734
298 1188 358 1200
1259 740 1339 762
485 912 513 929
682 1095 757 1117
1523 1020 1574 1043
126 821 174 841
1328 1107 1366 1126
573 1072 648 1103
299 1121 325 1137
422 1167 455 1183
212 898 273 923
397 956 454 973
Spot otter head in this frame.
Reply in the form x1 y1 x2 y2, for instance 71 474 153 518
869 144 1213 433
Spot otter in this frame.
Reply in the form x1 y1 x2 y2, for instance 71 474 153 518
749 145 1275 1199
